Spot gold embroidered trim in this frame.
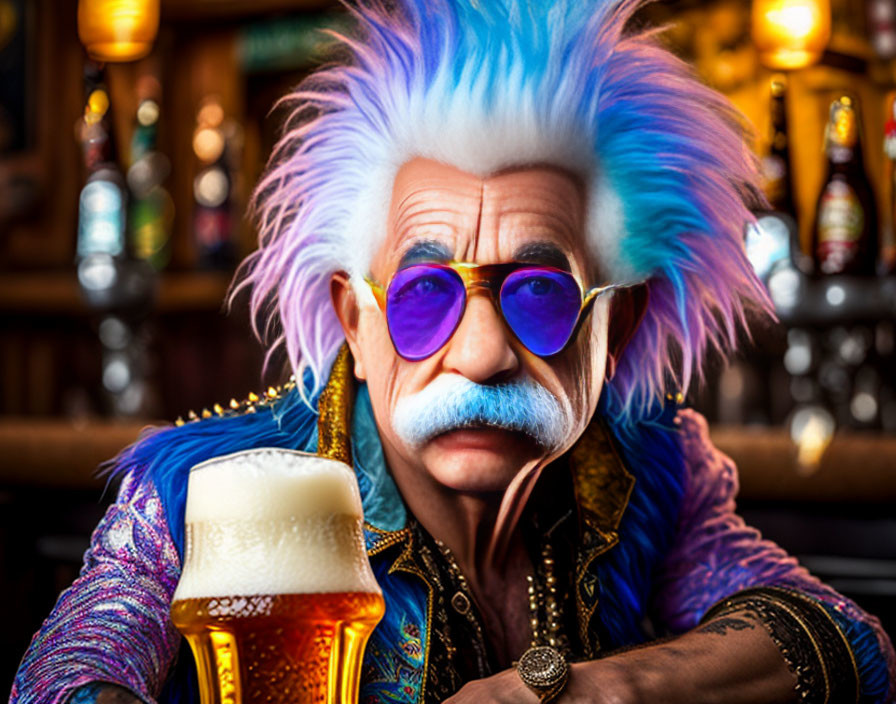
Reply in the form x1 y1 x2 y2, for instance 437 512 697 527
770 597 831 702
316 344 354 466
366 524 411 556
174 382 295 426
568 418 636 534
777 589 860 702
573 528 617 657
567 417 634 656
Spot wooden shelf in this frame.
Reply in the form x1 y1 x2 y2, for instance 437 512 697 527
0 271 233 314
160 0 334 21
774 274 896 327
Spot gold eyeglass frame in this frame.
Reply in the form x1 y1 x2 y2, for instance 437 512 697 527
364 261 636 359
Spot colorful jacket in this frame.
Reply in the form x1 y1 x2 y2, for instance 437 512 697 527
11 355 896 703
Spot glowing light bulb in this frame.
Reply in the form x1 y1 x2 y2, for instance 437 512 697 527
752 0 831 69
789 405 835 474
78 0 159 62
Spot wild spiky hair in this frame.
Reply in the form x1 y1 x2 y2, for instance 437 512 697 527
235 0 771 421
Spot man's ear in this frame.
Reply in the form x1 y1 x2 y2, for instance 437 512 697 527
330 272 367 381
607 283 649 363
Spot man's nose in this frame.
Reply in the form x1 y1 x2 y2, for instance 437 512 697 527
442 291 519 383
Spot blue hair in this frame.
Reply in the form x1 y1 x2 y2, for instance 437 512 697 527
238 0 771 422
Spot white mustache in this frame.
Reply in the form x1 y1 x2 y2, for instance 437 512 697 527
391 374 573 451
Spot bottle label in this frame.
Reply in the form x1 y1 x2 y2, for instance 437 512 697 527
817 179 864 273
885 118 896 158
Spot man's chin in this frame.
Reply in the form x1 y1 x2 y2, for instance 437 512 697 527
417 427 542 494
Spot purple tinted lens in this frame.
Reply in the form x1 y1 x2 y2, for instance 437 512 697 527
386 265 466 360
500 268 582 356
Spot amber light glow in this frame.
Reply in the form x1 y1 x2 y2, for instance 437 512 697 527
78 0 159 62
752 0 831 69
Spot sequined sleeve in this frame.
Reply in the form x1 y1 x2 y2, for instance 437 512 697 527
10 470 182 704
652 409 896 703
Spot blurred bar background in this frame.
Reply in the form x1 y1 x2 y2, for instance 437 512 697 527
0 0 895 690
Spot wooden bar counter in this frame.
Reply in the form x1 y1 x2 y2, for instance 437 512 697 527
711 426 896 504
0 418 150 488
0 418 893 502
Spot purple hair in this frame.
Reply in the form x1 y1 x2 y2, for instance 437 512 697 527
233 0 772 421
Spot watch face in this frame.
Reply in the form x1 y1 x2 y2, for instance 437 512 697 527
517 646 568 688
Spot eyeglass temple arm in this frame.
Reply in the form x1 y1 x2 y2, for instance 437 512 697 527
581 281 645 310
363 276 387 310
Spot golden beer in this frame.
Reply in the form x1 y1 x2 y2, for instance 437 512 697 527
170 449 384 704
171 592 384 704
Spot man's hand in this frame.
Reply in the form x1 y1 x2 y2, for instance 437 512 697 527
442 607 797 704
441 662 639 704
441 667 539 704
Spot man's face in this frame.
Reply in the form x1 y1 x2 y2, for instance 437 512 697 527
334 157 610 496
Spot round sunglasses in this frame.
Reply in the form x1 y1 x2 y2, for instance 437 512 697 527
365 261 631 361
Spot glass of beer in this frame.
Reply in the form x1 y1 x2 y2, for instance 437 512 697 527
170 448 385 704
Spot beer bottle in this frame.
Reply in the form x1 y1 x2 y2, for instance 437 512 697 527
762 76 796 220
812 96 879 276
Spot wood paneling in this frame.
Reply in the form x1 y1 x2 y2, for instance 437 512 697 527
0 0 83 268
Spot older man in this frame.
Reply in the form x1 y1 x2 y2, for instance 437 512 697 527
12 0 896 702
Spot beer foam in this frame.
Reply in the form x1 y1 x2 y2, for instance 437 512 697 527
174 449 381 599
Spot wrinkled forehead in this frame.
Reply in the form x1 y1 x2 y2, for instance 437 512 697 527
370 157 591 277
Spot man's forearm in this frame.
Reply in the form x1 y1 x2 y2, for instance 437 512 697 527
567 609 797 704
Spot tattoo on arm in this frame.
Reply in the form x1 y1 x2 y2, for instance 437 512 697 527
697 616 758 637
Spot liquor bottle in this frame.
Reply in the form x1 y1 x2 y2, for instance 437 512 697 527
127 75 172 269
192 96 236 269
882 92 896 275
76 62 127 265
869 0 896 60
762 76 796 220
812 96 878 276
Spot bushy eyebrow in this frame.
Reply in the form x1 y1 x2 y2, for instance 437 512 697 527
512 241 571 272
397 240 453 268
396 239 572 271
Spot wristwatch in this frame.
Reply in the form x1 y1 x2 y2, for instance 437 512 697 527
516 646 570 703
